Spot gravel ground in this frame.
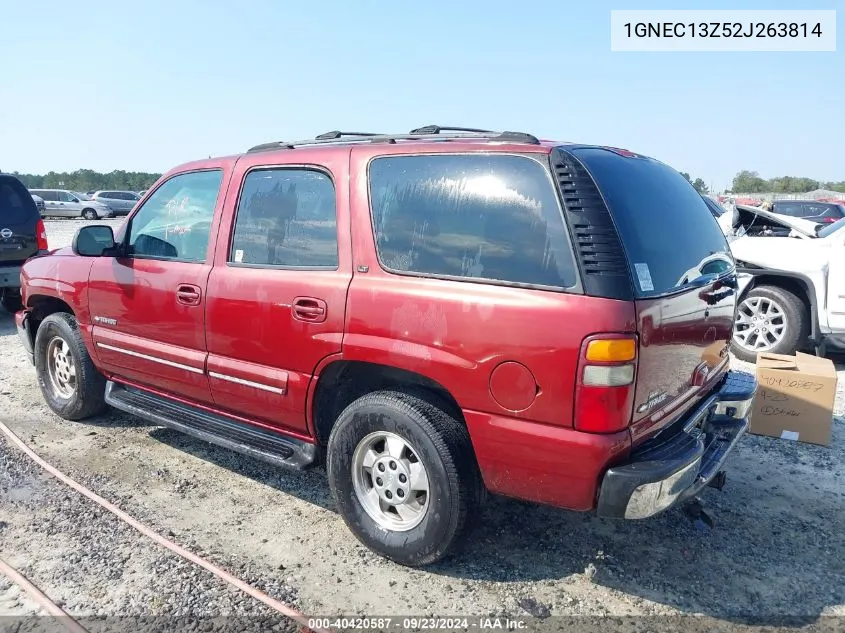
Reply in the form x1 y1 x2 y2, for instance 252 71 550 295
0 219 842 630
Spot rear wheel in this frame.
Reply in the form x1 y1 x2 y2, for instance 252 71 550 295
731 285 808 363
34 313 107 420
82 208 99 220
326 391 483 567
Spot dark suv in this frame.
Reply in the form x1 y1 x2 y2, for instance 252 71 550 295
16 128 756 566
771 199 845 224
0 173 48 312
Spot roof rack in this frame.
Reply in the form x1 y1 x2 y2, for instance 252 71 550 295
247 127 540 153
409 125 495 135
315 130 384 140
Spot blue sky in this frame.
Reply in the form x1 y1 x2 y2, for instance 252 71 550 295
1 0 841 191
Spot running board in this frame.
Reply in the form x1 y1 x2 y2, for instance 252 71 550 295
104 381 318 470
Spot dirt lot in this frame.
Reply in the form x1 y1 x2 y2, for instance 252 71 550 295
1 218 843 629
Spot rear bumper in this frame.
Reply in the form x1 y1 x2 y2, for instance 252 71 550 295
596 370 757 519
0 265 22 288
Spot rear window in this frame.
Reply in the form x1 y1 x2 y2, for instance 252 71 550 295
571 148 733 297
368 154 577 288
0 178 35 224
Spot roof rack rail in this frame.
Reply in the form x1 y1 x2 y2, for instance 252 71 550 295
247 129 541 153
409 125 495 135
410 125 540 145
315 130 384 140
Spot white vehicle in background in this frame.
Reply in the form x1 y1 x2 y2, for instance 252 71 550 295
721 204 845 362
28 189 112 219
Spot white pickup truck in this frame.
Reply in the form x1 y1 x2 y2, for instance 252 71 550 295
717 204 845 362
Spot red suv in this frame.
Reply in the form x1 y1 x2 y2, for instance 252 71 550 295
15 127 756 566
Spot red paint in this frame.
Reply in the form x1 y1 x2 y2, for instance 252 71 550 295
17 137 733 514
463 409 631 510
630 289 732 445
489 362 537 412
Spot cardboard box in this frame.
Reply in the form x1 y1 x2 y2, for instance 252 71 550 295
750 352 838 446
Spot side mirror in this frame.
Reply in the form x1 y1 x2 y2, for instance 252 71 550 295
71 197 80 203
72 225 117 257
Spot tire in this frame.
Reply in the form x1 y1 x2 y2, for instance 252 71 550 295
34 312 107 420
1 290 23 313
326 390 483 567
730 285 808 363
82 208 99 220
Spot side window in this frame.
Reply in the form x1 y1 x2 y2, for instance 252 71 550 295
127 169 223 262
58 191 75 202
229 168 338 268
368 154 577 288
805 203 838 219
774 202 803 217
40 191 57 202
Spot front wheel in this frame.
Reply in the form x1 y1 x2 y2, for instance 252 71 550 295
326 391 483 567
730 285 808 363
34 313 107 420
82 208 99 220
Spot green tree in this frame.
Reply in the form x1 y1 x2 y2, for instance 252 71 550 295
679 171 708 194
13 170 161 192
691 178 709 194
731 170 768 193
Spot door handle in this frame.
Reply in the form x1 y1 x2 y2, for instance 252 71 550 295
176 284 202 306
292 297 327 323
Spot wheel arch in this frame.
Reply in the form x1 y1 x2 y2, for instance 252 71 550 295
736 267 819 344
310 359 464 445
21 294 76 349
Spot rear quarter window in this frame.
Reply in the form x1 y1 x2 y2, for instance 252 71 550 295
368 154 578 289
570 147 733 297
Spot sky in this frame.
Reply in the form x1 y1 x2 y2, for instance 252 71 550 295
1 0 841 192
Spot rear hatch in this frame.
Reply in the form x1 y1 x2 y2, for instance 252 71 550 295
569 148 737 443
0 176 39 265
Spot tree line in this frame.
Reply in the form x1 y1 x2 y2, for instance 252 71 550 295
11 169 161 192
10 166 845 197
729 170 845 194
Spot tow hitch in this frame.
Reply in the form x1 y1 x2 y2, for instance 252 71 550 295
707 470 727 491
683 497 715 531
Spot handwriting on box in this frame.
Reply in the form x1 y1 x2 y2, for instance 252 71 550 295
758 376 825 392
756 379 824 418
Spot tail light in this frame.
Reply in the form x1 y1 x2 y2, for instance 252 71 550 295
36 219 49 251
573 334 638 433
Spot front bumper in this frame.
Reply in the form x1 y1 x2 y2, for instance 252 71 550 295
596 370 757 519
0 265 22 288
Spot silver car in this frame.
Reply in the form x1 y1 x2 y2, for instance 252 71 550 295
28 189 112 219
90 190 141 216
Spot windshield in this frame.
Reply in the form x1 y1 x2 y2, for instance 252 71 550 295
570 147 734 297
817 215 845 238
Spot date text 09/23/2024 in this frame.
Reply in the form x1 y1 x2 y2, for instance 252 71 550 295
307 617 528 630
